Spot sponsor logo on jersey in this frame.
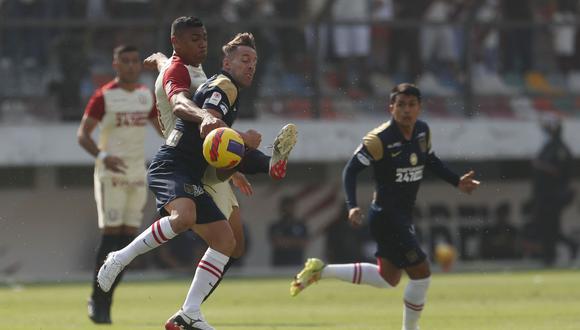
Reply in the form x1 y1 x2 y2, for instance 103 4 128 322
391 150 402 157
208 91 222 105
395 165 424 183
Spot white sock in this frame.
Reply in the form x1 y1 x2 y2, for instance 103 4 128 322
182 248 229 315
115 216 176 265
322 263 391 288
403 277 431 330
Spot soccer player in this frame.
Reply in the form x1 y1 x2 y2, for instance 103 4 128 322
77 45 162 324
290 83 480 330
141 17 296 303
99 27 293 329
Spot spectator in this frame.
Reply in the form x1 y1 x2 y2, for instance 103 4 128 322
269 196 309 266
531 114 577 266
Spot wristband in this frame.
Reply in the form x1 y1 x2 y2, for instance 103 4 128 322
97 151 108 161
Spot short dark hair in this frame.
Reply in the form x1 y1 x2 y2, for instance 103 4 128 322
113 45 138 59
389 83 422 104
222 32 256 57
171 16 204 36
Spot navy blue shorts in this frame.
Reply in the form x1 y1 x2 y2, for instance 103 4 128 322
367 203 426 268
147 157 225 224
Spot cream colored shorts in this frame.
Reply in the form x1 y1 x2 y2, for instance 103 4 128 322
203 167 239 219
94 175 147 229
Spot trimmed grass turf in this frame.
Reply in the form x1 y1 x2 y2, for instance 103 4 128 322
1 269 579 329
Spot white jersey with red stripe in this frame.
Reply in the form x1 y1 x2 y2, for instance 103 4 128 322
84 80 157 179
154 53 207 139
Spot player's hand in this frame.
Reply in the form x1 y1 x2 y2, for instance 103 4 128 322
458 170 480 194
240 129 262 149
199 115 226 138
348 207 363 228
104 155 127 174
232 172 253 196
143 52 168 71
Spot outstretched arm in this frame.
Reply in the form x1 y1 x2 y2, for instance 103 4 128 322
143 52 168 72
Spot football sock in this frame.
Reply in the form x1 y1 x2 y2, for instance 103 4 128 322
322 263 392 288
237 149 269 174
403 277 431 330
115 216 176 266
91 234 120 302
182 248 229 315
202 257 237 302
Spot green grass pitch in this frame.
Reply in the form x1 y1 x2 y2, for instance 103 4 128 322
1 269 579 329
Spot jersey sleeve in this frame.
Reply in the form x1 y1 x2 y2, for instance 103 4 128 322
163 63 192 102
202 77 238 117
362 132 384 161
424 126 460 186
343 144 373 210
84 89 105 121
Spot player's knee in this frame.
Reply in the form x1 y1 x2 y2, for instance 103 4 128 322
169 209 196 232
215 236 236 256
380 271 401 287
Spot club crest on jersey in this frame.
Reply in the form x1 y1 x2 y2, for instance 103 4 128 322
208 91 222 105
410 153 418 166
184 183 204 196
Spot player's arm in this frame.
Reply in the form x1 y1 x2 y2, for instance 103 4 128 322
343 132 381 226
424 129 479 193
77 114 127 174
143 52 168 72
164 64 225 136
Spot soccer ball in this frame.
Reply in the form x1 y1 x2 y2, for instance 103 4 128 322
434 243 456 272
203 127 245 169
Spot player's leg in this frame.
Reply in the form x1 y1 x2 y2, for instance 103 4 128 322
98 162 198 291
166 195 234 330
402 260 431 330
225 123 298 180
97 199 191 292
290 257 395 297
203 205 244 302
88 176 127 324
102 182 148 314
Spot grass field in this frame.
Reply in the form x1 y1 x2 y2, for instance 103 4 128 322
1 269 579 329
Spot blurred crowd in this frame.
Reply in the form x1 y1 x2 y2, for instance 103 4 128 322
2 0 580 122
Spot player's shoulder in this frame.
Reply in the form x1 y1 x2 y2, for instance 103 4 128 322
365 120 392 141
207 73 238 105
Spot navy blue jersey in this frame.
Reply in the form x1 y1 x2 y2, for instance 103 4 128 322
157 71 240 177
344 119 459 214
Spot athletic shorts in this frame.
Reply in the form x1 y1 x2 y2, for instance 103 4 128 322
202 167 239 220
94 174 147 229
147 158 225 224
367 203 427 268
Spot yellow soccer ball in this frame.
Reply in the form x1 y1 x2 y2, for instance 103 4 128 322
434 243 457 272
203 127 245 169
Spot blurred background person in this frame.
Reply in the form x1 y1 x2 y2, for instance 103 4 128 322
531 114 577 266
76 44 161 324
269 196 309 266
